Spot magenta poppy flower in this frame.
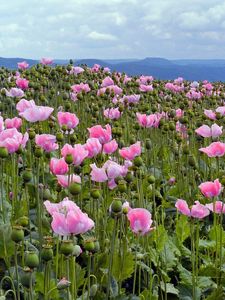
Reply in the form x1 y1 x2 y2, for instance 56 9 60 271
88 124 112 144
136 113 157 128
199 142 225 157
57 112 79 129
35 134 58 152
0 128 28 153
119 141 141 160
127 208 154 235
199 179 222 198
50 158 69 175
16 78 29 90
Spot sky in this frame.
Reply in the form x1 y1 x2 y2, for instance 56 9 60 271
0 0 225 60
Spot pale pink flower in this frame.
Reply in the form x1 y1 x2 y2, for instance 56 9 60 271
69 66 84 75
35 134 58 152
90 163 108 182
206 201 225 214
5 117 22 129
101 76 114 87
71 83 90 93
195 124 223 138
216 106 225 116
191 201 210 219
127 208 154 235
119 141 141 160
84 138 102 158
40 58 53 65
16 99 36 113
122 94 141 104
57 112 79 129
50 158 68 175
88 124 112 144
204 109 216 120
139 84 153 92
56 174 81 187
199 142 225 157
19 105 54 122
175 199 191 216
199 179 222 198
6 88 24 98
18 61 29 70
0 116 4 132
61 143 88 166
175 109 184 118
104 108 121 120
0 128 28 153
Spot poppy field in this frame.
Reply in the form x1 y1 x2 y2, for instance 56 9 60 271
0 59 225 299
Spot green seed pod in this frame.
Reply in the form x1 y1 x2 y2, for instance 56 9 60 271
60 240 74 256
41 245 53 262
11 226 24 243
21 267 34 288
133 156 143 167
147 175 155 184
25 251 39 269
90 189 101 199
0 147 9 159
65 154 73 164
68 182 82 195
22 169 32 182
111 200 122 213
118 180 127 192
56 132 64 142
34 146 43 158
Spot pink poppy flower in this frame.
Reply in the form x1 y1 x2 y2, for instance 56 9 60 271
139 84 153 92
175 199 209 219
16 99 36 113
56 174 81 187
5 117 22 129
176 109 184 118
199 142 225 157
0 128 28 153
216 106 225 116
16 78 29 90
122 94 140 104
61 143 88 166
57 112 79 129
84 138 102 158
104 108 121 120
71 83 90 93
101 76 114 87
119 141 141 160
103 139 118 154
136 113 158 128
50 158 69 175
6 88 24 98
191 201 210 219
19 105 54 122
195 124 223 138
44 197 80 215
0 116 4 132
88 124 112 144
69 66 84 75
204 109 216 120
18 61 29 70
127 208 154 235
206 201 225 214
35 134 58 152
90 163 108 182
199 179 222 198
40 58 53 65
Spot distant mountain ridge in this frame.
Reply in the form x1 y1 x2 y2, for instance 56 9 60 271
1 56 225 81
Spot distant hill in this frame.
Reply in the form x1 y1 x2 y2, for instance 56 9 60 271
1 56 225 81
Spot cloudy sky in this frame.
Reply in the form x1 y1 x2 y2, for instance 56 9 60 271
1 0 225 60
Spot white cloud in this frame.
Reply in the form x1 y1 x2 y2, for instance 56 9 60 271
88 31 118 41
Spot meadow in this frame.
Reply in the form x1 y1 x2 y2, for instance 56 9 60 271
0 59 224 299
